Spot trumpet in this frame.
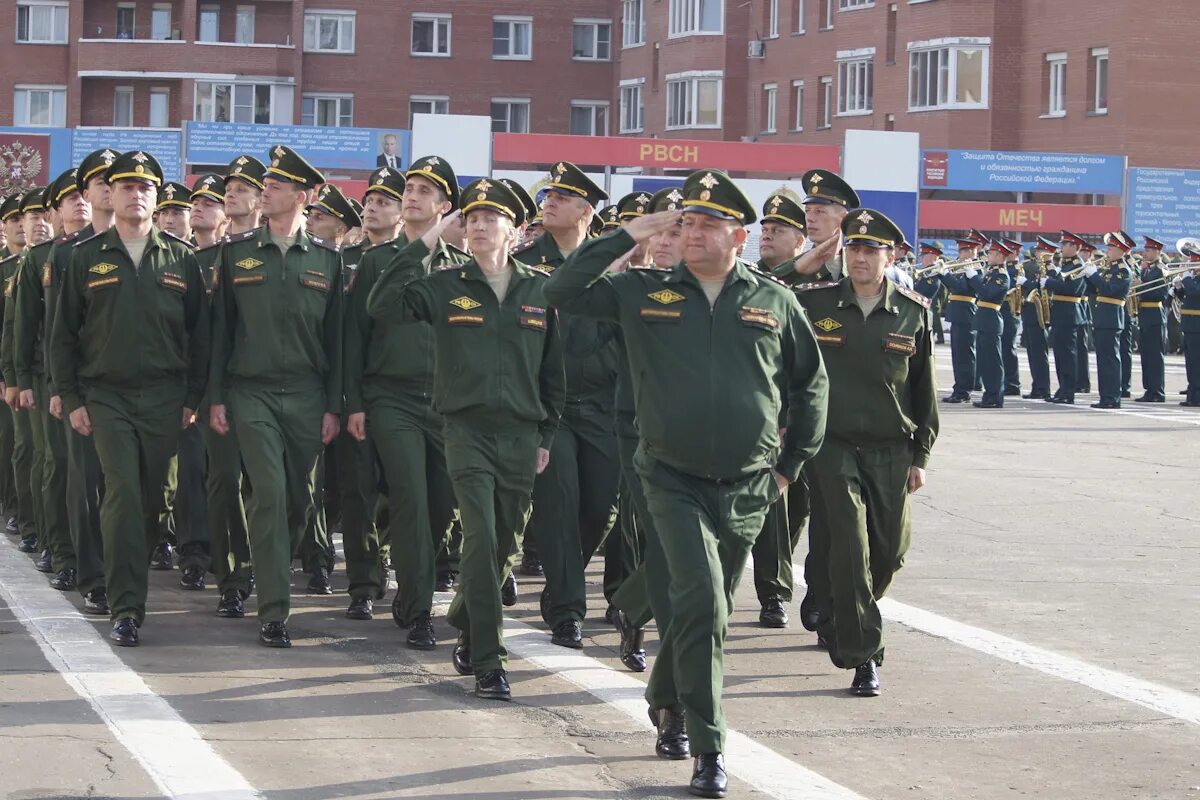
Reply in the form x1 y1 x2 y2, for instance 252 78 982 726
913 257 984 277
1129 262 1200 296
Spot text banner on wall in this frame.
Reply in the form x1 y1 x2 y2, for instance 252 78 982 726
185 122 409 172
920 199 1122 234
920 148 1125 194
72 128 183 183
1124 167 1200 243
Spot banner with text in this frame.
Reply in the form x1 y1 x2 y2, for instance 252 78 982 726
1124 167 1200 243
920 199 1121 234
185 122 409 172
72 128 183 182
921 148 1125 194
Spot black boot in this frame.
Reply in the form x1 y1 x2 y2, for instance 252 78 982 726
17 535 37 553
452 635 472 676
258 621 291 648
110 618 139 647
551 619 583 649
758 598 788 628
407 612 436 650
49 568 76 591
306 566 332 594
346 596 373 620
82 587 109 615
689 753 728 798
617 612 646 672
649 706 689 760
149 541 173 570
435 570 456 592
35 549 53 572
216 589 245 618
500 572 518 607
475 669 511 701
179 566 206 590
850 660 881 697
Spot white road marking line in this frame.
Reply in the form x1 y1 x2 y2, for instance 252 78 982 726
0 540 263 800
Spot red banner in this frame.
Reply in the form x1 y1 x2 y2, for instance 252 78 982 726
920 199 1122 234
493 133 840 174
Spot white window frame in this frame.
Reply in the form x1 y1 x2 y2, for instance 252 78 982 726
303 9 356 54
197 4 219 42
839 0 874 9
791 79 804 131
491 97 531 133
818 75 833 128
16 1 69 44
572 18 612 61
492 16 532 60
194 80 284 124
570 101 609 136
1092 47 1108 114
150 3 172 39
762 83 778 134
619 78 644 133
113 86 134 126
13 84 66 127
794 0 806 33
302 92 353 127
411 13 451 57
1046 52 1067 117
622 0 645 48
235 5 255 44
837 50 874 116
149 87 170 128
115 2 135 39
668 0 723 38
665 70 723 130
907 38 991 111
767 0 780 37
410 95 449 126
820 0 834 30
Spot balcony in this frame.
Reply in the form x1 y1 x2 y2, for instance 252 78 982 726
76 37 295 79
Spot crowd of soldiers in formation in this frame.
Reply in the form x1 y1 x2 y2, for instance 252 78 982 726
0 145 958 798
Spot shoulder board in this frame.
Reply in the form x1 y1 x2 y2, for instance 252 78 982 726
364 238 399 252
754 270 789 289
29 240 53 253
225 229 258 244
55 230 82 245
445 242 470 258
160 230 195 249
512 241 539 258
308 235 339 252
795 280 840 292
629 264 672 272
896 285 932 308
525 265 552 277
433 262 465 272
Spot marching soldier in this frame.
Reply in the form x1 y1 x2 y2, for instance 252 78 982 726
1043 231 1090 404
209 146 344 648
1020 237 1056 400
155 183 192 240
1076 240 1097 394
1174 246 1200 407
0 194 23 536
1134 236 1169 402
1001 239 1023 396
914 242 944 305
971 242 1010 408
545 170 827 798
757 193 807 274
50 151 209 647
940 234 982 403
1084 232 1135 409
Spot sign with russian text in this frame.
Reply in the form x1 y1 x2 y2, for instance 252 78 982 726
920 148 1125 194
72 128 183 182
185 122 409 172
920 199 1121 233
1124 167 1200 243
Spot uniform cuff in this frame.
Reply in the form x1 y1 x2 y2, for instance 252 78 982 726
912 451 930 469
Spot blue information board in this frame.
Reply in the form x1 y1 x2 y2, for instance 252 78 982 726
1124 167 1200 243
185 122 409 172
857 190 919 249
920 148 1125 194
72 128 183 182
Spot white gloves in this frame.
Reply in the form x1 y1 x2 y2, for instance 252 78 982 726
964 268 979 279
1082 264 1099 277
1040 277 1048 288
1016 275 1027 286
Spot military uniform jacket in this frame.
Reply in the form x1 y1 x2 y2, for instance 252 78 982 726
1085 259 1132 331
344 233 468 413
366 238 565 449
1177 275 1200 333
914 273 942 303
0 250 22 387
1137 262 1168 326
941 271 978 327
974 267 1010 335
46 225 95 389
194 239 222 292
208 226 344 413
1044 257 1088 326
49 227 209 414
11 239 53 388
544 228 828 483
798 278 939 468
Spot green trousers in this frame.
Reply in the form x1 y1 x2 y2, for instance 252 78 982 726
202 414 251 596
300 451 330 574
65 419 105 595
799 473 831 630
602 498 637 606
638 451 777 756
530 401 620 627
171 423 209 570
0 403 16 514
368 390 454 623
13 405 40 546
750 479 810 604
33 375 72 571
230 387 325 624
87 384 185 625
443 417 538 678
809 437 913 669
334 426 381 601
610 429 656 629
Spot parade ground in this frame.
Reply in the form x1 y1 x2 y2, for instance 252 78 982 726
2 350 1198 800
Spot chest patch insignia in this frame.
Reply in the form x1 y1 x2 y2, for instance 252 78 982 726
450 296 482 310
236 257 263 270
647 289 685 305
813 317 842 332
89 263 119 275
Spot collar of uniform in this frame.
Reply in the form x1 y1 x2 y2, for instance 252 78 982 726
253 224 311 252
460 255 538 285
664 257 757 289
97 225 169 255
835 275 899 315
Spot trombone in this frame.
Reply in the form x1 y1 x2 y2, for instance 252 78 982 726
1129 261 1200 296
913 257 984 278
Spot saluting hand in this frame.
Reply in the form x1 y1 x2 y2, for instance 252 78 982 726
790 236 840 276
347 412 367 442
69 406 92 437
421 209 463 250
321 412 340 446
621 210 682 243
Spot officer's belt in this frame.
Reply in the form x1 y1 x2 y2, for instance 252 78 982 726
947 294 975 303
1053 296 1083 303
1139 301 1163 308
976 301 1001 311
1097 296 1125 306
1182 309 1200 316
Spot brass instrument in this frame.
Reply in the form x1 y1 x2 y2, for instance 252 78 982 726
1024 261 1051 329
1129 262 1200 296
913 256 985 278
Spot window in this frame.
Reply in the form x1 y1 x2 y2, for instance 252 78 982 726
302 94 353 127
668 0 722 37
622 0 645 47
572 20 611 61
794 0 805 33
619 80 644 133
116 3 135 38
570 102 608 135
1046 53 1067 116
908 40 989 110
839 0 873 8
767 0 779 37
195 81 275 124
13 85 66 126
762 84 778 133
837 55 874 114
412 14 450 56
666 72 722 129
149 88 170 127
304 11 355 53
410 96 449 126
151 4 171 39
1092 47 1108 114
235 5 255 43
492 17 531 59
16 1 68 44
491 99 530 133
818 75 832 128
198 5 219 42
113 87 134 126
791 80 804 130
820 0 834 29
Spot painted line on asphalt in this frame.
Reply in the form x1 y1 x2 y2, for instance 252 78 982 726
0 539 262 800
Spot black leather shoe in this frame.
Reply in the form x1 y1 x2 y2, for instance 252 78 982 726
941 394 967 403
35 549 53 572
475 669 512 701
452 636 472 675
149 542 173 570
1090 401 1120 409
617 612 646 672
1004 387 1021 396
1048 396 1075 404
539 586 551 623
518 553 543 576
110 618 139 647
971 400 1002 408
258 621 291 648
604 604 619 626
179 566 205 590
500 572 518 607
49 568 76 591
306 567 332 594
1121 391 1132 398
346 596 373 620
391 593 409 628
758 599 788 628
850 660 881 697
689 752 728 798
407 612 436 650
551 619 583 649
435 570 456 592
82 587 109 615
799 594 820 632
1022 391 1050 400
17 535 37 553
1181 400 1200 407
1133 393 1165 403
650 706 689 760
216 589 245 618
4 516 17 534
1077 385 1091 393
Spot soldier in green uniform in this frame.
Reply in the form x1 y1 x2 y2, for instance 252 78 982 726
545 170 828 798
517 161 618 649
209 146 343 648
50 151 210 647
15 169 90 591
0 194 22 536
345 158 467 640
155 183 192 240
795 208 939 696
367 178 565 701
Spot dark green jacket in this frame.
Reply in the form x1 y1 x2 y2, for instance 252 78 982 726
49 226 210 414
344 234 468 412
45 225 95 393
795 278 939 468
366 238 565 448
11 239 52 388
544 228 828 483
0 250 21 387
208 226 344 413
